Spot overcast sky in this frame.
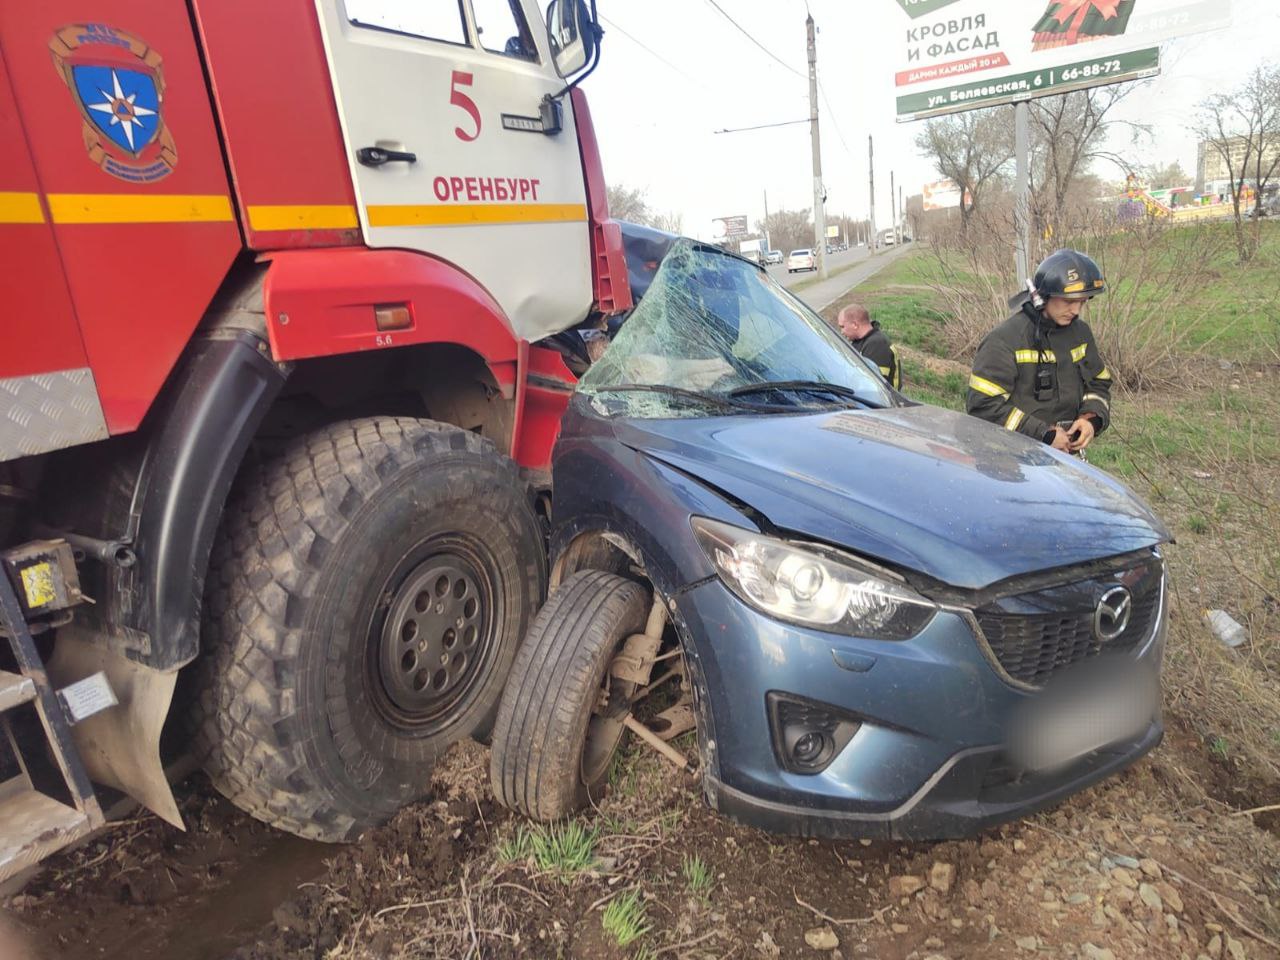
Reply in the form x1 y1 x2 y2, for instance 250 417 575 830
582 0 1277 239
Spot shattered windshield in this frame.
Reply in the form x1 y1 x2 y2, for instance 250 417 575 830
578 240 894 419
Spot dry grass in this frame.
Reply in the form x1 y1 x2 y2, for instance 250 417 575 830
1102 375 1280 783
924 208 1254 391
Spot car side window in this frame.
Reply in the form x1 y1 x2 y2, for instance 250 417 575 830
471 0 539 60
345 0 468 45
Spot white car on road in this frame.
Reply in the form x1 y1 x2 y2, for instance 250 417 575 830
787 248 816 272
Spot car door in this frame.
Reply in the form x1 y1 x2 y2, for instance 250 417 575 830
313 0 593 342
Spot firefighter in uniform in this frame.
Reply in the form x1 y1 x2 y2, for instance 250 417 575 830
837 304 901 389
966 249 1112 455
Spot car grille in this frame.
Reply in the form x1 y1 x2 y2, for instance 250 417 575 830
974 558 1163 687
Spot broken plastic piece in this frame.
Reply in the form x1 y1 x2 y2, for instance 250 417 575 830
1205 609 1248 649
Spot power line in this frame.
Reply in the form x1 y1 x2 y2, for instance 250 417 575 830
818 80 853 158
598 14 704 87
701 0 806 78
714 118 810 134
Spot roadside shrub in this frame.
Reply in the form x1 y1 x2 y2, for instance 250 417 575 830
926 206 1232 391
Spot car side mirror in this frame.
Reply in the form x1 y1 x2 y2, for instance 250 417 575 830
545 0 596 78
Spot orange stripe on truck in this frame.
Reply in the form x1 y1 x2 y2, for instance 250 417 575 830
366 202 588 228
0 192 45 223
247 204 359 231
46 194 234 224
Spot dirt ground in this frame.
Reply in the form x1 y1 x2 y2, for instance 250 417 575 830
4 702 1278 960
5 304 1279 959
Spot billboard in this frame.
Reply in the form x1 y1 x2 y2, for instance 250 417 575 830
713 215 749 238
893 0 1231 119
826 224 841 238
922 179 964 210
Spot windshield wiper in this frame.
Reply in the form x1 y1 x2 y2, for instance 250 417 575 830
726 380 886 409
587 383 767 412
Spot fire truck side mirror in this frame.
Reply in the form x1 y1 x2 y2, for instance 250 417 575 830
545 0 597 78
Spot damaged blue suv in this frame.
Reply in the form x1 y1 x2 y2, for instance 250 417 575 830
489 238 1169 839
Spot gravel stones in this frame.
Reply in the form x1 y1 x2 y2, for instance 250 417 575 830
804 925 839 951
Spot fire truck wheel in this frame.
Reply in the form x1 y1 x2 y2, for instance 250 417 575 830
193 417 545 842
489 570 650 821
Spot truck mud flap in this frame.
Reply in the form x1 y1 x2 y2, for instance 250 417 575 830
47 630 182 828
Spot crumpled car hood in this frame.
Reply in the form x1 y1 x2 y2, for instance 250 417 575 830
614 404 1170 590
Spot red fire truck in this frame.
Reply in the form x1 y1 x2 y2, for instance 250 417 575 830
0 0 630 879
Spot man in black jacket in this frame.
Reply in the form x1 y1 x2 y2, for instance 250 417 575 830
966 249 1112 455
837 303 900 389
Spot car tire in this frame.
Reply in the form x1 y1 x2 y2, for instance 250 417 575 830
193 416 545 841
489 570 650 821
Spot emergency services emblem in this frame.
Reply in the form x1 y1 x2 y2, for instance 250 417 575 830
49 24 177 183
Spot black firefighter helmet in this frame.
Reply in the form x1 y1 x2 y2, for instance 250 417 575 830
1034 249 1106 301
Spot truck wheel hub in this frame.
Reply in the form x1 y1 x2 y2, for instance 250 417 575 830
376 556 488 722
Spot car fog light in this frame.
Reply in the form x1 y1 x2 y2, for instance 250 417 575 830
792 731 827 764
768 693 862 775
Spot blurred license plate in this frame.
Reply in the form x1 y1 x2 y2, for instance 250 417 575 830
1007 660 1158 771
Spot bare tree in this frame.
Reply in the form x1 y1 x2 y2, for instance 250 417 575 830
1244 64 1280 222
1027 84 1147 231
755 209 813 255
606 184 652 224
1138 159 1192 190
651 211 684 234
606 186 687 234
1194 63 1280 263
914 107 1015 229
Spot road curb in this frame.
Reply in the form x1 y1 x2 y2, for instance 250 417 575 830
808 246 911 314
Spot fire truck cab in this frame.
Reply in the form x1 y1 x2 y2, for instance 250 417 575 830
0 0 629 879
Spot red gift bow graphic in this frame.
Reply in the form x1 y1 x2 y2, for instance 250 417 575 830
1051 0 1123 25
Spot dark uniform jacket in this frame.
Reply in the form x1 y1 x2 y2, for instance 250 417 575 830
851 321 901 389
966 294 1112 442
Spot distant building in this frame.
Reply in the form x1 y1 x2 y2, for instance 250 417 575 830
1197 136 1280 194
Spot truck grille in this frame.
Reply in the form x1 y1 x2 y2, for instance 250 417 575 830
975 558 1163 687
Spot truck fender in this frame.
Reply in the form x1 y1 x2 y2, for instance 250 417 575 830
262 247 521 391
64 327 287 671
47 325 286 827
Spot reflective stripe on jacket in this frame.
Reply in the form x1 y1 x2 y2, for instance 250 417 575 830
966 300 1112 442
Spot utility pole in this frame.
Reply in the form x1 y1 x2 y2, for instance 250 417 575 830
868 135 877 253
806 14 827 279
890 170 897 247
763 188 771 251
898 184 904 242
1014 100 1030 282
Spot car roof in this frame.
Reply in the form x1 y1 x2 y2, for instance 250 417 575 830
789 248 811 254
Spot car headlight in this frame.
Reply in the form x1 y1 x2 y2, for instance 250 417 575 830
691 517 937 641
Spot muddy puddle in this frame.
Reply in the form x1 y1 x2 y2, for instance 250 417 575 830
9 779 333 960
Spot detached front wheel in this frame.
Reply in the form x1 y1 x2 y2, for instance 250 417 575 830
194 417 545 841
489 570 651 821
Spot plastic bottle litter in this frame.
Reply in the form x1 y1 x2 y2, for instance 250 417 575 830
1205 609 1249 649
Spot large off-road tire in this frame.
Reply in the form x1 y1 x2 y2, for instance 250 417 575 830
193 417 544 841
489 570 650 821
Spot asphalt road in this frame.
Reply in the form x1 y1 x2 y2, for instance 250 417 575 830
763 242 912 314
768 244 871 288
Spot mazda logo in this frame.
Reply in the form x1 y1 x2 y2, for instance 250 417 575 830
1095 586 1132 641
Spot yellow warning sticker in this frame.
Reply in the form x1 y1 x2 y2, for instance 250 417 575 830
20 563 56 609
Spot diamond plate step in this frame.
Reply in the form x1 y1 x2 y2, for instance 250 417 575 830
0 671 36 712
0 789 91 882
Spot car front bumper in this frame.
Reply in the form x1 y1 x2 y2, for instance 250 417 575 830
675 575 1167 840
